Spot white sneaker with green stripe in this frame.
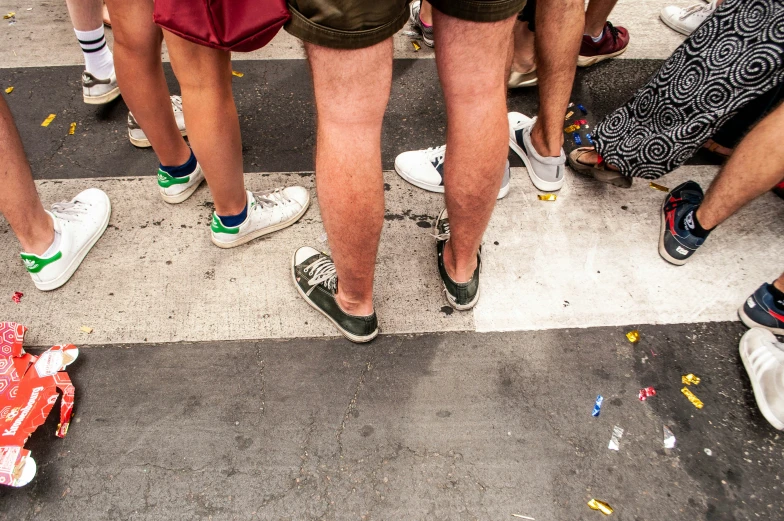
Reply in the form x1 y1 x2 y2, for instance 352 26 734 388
20 188 111 291
157 162 205 204
210 187 310 248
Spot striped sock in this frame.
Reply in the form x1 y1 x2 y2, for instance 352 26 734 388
74 27 114 79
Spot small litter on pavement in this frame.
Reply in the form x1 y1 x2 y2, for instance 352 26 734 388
588 499 613 515
663 425 676 449
511 515 535 520
231 70 244 78
681 387 704 409
649 182 669 192
537 194 556 201
79 326 93 334
68 122 76 135
412 41 421 51
682 373 700 386
41 114 56 127
638 386 656 401
608 425 624 451
704 448 712 456
625 330 640 343
592 395 603 417
3 12 14 18
11 292 23 303
4 87 12 94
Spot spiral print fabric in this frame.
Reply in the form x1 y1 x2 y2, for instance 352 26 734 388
594 0 784 179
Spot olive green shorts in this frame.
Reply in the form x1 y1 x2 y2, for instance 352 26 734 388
285 0 526 50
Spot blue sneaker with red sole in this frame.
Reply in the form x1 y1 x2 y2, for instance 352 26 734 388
659 181 707 265
740 283 784 335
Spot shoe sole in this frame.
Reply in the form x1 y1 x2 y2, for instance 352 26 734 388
394 163 510 200
658 197 688 266
577 46 628 67
660 15 694 36
443 286 480 311
566 153 632 189
508 138 564 192
290 253 379 344
739 332 784 430
160 175 205 205
508 78 538 88
211 195 311 249
34 196 112 291
83 86 121 105
738 306 784 336
130 129 188 149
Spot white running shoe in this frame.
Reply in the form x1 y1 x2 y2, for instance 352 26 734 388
129 95 187 148
82 70 120 105
660 1 718 36
20 189 112 291
211 187 311 248
157 162 205 204
508 112 566 192
739 328 784 431
394 145 511 199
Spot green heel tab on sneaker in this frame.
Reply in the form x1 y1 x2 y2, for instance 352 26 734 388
20 251 62 273
211 213 240 235
157 169 190 188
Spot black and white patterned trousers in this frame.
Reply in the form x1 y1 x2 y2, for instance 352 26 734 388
594 0 784 179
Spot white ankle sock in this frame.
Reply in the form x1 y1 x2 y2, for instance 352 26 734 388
74 27 114 79
41 230 61 258
589 30 605 43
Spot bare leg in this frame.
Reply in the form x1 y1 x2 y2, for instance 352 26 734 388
64 0 103 31
0 97 53 255
420 0 433 25
584 0 619 37
511 19 536 74
163 31 246 215
531 0 584 156
434 10 516 281
105 0 190 166
305 40 392 316
696 102 784 229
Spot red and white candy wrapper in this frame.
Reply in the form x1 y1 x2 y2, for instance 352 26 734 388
0 322 78 487
638 386 656 401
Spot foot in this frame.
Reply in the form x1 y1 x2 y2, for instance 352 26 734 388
129 95 187 148
82 70 120 105
291 247 379 343
508 67 537 88
20 189 111 291
660 1 718 36
578 22 630 67
394 145 511 199
508 112 566 192
434 209 481 311
157 160 205 204
658 181 706 265
409 0 434 48
739 328 784 430
567 147 632 188
739 283 784 335
211 188 310 248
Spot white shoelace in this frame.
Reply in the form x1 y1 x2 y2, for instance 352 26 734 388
253 189 294 210
170 95 183 114
425 145 446 168
680 0 717 20
432 219 450 242
50 200 90 222
304 257 337 295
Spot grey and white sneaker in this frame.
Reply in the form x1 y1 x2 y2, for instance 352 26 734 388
210 188 310 248
508 112 566 192
660 1 718 36
129 95 187 148
395 145 511 199
739 328 784 431
435 209 481 311
20 189 112 291
409 0 434 47
82 70 121 105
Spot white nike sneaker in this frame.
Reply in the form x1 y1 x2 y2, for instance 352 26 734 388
157 162 205 204
82 70 120 105
660 1 718 36
739 328 784 431
20 189 112 291
508 112 566 192
211 188 311 248
394 145 511 199
128 95 187 148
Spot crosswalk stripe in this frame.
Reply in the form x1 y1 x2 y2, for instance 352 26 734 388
1 165 781 347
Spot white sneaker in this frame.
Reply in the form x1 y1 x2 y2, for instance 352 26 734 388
660 1 718 36
739 328 784 431
211 187 311 248
508 112 566 192
82 70 120 105
394 145 511 199
129 95 187 148
157 161 205 204
20 189 111 291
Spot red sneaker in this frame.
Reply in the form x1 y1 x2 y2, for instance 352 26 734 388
578 21 630 67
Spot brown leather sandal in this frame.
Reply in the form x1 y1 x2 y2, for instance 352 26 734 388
567 147 632 189
702 139 733 158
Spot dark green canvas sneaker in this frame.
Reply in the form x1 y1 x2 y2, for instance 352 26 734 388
434 209 481 310
291 246 379 343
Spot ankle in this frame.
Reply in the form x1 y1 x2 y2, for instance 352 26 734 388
336 288 374 316
19 213 55 256
773 278 784 294
530 123 563 157
584 23 605 39
444 240 478 283
511 57 535 74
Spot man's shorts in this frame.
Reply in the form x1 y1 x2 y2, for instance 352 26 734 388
285 0 527 50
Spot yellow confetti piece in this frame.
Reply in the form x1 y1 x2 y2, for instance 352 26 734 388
68 122 76 135
649 182 670 192
564 124 580 133
564 111 574 121
682 373 701 386
588 499 613 515
538 194 557 201
80 326 93 334
4 12 15 19
4 86 12 94
41 114 56 127
681 387 704 409
231 70 244 78
412 41 421 51
626 330 640 343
